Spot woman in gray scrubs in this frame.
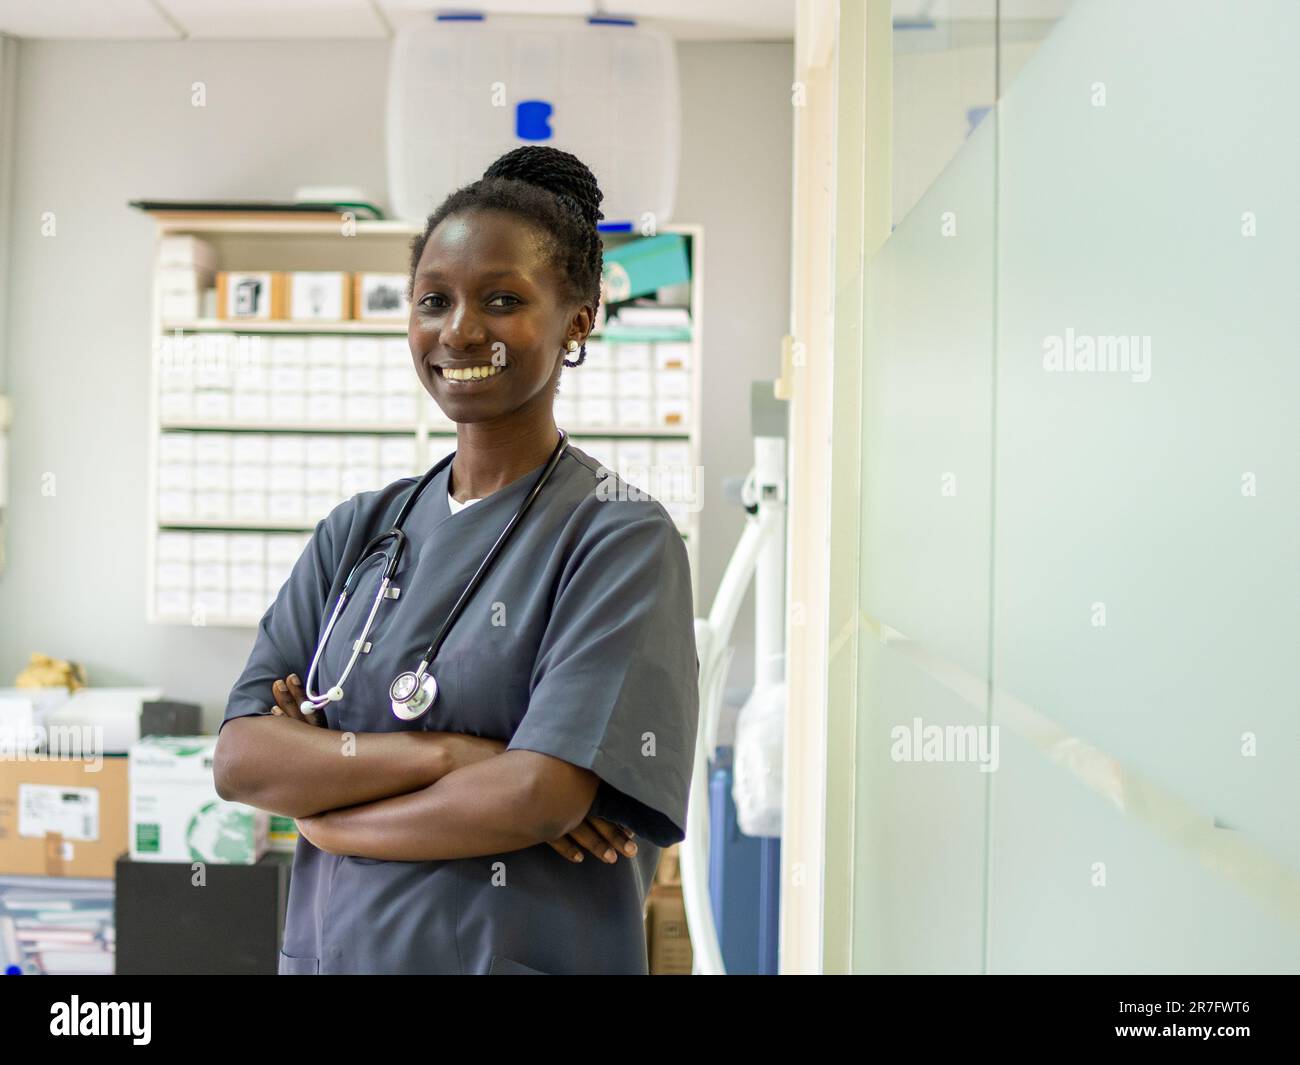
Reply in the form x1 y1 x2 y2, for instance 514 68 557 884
212 146 699 975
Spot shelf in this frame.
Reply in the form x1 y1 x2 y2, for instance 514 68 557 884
158 516 692 537
162 319 408 334
158 421 690 438
160 320 691 343
146 220 705 619
563 426 692 438
159 519 318 532
595 328 693 342
161 421 419 434
154 218 423 237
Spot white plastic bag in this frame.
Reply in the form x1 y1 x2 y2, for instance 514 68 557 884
731 676 785 838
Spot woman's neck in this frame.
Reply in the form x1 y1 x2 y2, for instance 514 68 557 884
448 416 561 502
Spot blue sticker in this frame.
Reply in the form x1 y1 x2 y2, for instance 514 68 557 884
516 100 554 141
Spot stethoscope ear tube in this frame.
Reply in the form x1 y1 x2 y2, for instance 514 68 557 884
303 430 570 722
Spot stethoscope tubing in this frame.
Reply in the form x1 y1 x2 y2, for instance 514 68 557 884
301 430 569 714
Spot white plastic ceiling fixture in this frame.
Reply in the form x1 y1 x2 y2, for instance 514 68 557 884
386 12 680 228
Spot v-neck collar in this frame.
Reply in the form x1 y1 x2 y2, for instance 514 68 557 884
427 448 565 534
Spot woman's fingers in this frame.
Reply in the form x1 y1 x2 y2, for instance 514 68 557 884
587 816 637 857
285 674 324 726
270 677 309 723
567 820 623 863
544 817 637 864
545 837 587 863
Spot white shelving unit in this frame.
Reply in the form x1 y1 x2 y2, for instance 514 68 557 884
144 216 703 626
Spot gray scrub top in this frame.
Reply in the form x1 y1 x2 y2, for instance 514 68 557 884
220 443 699 975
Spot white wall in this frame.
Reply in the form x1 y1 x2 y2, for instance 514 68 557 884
0 37 791 728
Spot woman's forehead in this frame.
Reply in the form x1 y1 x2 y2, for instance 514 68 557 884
419 213 556 286
426 210 547 258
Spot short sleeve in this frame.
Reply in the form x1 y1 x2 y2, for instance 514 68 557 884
219 513 339 734
507 505 699 847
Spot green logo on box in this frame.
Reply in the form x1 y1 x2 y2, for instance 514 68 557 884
136 824 161 852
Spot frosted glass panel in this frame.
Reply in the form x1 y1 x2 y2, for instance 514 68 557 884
853 637 988 973
861 121 995 678
989 0 1300 973
853 0 1300 973
852 2 998 974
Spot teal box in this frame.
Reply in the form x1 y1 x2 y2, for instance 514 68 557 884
602 234 691 301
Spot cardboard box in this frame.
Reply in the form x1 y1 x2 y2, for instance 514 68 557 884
129 736 266 864
289 271 352 322
0 755 129 877
646 881 692 975
216 271 289 321
353 272 410 322
158 234 216 271
655 842 681 885
267 814 299 853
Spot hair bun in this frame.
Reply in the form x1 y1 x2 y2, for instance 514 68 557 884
483 146 604 227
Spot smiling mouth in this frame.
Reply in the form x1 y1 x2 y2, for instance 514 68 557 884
435 364 508 386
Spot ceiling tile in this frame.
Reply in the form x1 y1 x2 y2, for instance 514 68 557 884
0 0 179 39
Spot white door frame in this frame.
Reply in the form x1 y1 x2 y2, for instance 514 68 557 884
782 0 891 973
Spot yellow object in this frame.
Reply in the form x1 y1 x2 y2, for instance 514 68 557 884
15 652 88 693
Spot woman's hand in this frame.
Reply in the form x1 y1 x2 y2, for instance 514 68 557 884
432 735 638 864
294 813 326 850
434 737 637 863
548 816 637 865
269 674 328 727
293 813 345 856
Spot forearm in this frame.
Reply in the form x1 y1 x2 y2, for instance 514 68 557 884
214 715 451 818
301 751 556 861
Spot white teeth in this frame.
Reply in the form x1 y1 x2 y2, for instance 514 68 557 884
443 364 504 381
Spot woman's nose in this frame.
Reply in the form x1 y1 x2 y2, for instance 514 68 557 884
441 303 487 348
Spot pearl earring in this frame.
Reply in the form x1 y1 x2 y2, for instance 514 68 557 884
566 340 578 352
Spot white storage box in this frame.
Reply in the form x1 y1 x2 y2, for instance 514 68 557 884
45 687 163 756
387 16 679 226
130 736 267 864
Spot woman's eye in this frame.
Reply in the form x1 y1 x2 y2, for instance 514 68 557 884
418 294 518 310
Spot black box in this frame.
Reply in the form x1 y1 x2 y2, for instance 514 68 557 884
140 700 202 738
114 853 291 974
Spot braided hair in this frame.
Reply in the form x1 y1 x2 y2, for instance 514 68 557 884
405 145 605 369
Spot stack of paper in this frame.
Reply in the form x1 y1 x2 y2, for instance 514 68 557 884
0 876 114 975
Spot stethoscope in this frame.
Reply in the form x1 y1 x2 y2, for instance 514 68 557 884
300 429 570 722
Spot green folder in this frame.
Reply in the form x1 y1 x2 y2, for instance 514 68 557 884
601 234 691 301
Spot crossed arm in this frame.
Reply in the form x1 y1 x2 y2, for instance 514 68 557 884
213 674 637 864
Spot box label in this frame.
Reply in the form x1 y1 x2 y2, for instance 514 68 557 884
18 784 100 841
135 823 161 853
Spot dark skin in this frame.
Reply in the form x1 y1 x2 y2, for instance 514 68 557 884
214 208 636 865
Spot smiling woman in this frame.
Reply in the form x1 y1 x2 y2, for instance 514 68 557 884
214 145 700 975
405 146 605 502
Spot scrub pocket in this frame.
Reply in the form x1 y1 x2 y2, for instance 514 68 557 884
488 953 548 975
279 949 321 975
442 648 533 737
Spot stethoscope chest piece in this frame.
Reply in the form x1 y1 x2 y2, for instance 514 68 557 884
390 669 437 721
